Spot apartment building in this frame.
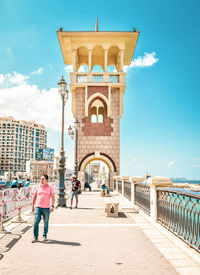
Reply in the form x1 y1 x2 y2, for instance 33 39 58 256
0 116 47 176
30 160 54 182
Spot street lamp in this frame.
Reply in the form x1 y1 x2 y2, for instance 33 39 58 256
68 118 80 179
58 75 69 207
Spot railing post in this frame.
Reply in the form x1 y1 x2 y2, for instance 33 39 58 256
148 177 173 223
12 189 26 223
0 192 11 234
121 176 130 197
116 176 119 192
130 177 144 209
121 176 124 196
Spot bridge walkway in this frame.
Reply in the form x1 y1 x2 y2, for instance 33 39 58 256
0 190 200 275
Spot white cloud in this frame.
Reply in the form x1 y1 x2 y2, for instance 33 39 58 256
196 158 200 161
64 65 73 73
168 161 175 167
131 158 138 163
6 47 12 53
0 74 5 84
192 164 200 168
78 65 86 72
0 73 74 131
6 71 29 85
32 67 43 75
125 52 158 72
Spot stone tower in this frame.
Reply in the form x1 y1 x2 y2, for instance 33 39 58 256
57 26 139 188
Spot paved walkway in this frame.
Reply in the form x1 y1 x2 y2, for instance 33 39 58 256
0 190 200 275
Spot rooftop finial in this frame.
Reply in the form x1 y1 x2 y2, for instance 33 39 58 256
95 17 99 32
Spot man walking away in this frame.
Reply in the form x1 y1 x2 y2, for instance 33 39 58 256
32 174 55 243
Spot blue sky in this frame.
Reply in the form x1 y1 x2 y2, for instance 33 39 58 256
0 0 200 179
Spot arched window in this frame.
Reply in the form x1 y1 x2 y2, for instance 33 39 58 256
98 107 104 123
91 107 97 123
90 100 105 123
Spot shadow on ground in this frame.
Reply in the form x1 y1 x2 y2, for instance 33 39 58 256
40 240 81 246
0 225 32 255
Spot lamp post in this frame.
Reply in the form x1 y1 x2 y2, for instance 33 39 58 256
68 118 80 179
58 76 69 207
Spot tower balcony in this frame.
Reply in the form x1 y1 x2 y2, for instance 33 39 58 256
70 72 126 91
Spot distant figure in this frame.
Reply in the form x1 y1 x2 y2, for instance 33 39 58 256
100 179 109 194
70 175 81 209
84 181 91 191
25 179 30 187
11 178 18 188
32 174 55 243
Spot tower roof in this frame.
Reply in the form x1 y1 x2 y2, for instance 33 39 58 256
57 30 140 66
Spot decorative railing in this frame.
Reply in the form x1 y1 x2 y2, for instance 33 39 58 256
118 180 122 194
124 181 131 201
135 183 150 215
76 74 87 83
157 188 200 252
109 75 119 83
93 75 103 82
71 72 125 85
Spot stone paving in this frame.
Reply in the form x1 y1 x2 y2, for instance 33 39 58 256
0 190 200 275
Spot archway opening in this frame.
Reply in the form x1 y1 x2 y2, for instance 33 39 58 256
84 160 110 188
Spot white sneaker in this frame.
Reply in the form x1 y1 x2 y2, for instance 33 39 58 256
43 236 48 242
31 238 38 243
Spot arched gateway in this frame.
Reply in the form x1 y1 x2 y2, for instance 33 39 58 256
57 24 139 189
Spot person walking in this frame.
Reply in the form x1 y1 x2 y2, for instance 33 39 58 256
70 175 81 209
32 174 55 243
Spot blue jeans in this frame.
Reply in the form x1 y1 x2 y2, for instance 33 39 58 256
101 185 109 194
33 207 50 238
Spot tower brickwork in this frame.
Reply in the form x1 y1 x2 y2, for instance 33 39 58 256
57 27 139 186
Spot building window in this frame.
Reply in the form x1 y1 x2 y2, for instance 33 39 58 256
90 99 105 123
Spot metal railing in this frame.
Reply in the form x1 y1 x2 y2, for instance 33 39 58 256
0 183 59 232
135 183 150 215
118 180 122 194
0 187 34 231
114 180 116 191
157 188 200 252
124 181 131 201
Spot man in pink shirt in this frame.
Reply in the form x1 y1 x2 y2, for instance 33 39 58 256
32 174 55 243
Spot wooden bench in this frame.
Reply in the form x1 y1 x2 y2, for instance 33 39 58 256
104 197 120 217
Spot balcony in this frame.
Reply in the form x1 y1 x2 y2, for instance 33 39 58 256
70 72 126 88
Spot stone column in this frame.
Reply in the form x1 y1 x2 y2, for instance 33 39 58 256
104 49 108 72
73 50 77 72
88 49 92 72
148 177 173 223
129 176 144 208
120 49 124 72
